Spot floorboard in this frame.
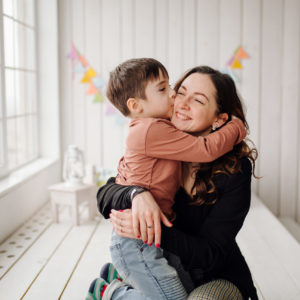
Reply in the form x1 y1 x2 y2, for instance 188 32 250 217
61 218 112 300
22 220 98 300
2 196 300 300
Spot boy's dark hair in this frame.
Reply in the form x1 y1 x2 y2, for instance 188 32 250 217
106 58 168 116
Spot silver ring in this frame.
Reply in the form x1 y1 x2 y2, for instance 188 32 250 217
147 226 152 229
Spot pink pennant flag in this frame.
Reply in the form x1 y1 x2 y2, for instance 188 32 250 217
87 83 98 95
68 43 79 60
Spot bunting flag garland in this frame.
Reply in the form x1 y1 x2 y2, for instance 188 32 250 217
226 46 250 70
67 42 127 125
223 46 250 81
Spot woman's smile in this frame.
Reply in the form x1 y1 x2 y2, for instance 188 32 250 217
175 111 192 121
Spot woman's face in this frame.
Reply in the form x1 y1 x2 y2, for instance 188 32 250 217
171 73 219 136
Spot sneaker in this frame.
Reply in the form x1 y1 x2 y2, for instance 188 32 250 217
86 277 108 300
100 262 123 283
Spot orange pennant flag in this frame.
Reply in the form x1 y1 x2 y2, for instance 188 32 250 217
87 83 98 95
235 46 249 59
79 55 88 67
231 58 243 69
86 67 97 78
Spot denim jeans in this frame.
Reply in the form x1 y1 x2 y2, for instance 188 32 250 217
108 231 188 300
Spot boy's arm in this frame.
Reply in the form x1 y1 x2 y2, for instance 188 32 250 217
145 118 246 162
97 177 134 218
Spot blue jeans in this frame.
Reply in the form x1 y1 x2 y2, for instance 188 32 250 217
108 231 188 300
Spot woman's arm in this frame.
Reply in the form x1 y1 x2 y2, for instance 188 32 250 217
97 177 172 244
160 158 252 272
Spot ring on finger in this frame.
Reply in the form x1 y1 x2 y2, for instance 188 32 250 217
147 225 152 229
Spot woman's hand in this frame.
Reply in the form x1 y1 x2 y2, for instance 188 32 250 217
110 209 136 239
131 191 173 247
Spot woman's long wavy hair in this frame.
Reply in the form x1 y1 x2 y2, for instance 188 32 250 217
174 66 259 206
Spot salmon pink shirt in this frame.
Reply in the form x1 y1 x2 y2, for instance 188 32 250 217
116 118 246 219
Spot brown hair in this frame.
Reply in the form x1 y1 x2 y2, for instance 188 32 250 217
106 58 169 116
174 66 259 205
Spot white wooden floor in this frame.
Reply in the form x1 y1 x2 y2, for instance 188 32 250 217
1 195 300 300
0 204 111 300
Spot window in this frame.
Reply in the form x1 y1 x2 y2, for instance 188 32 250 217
0 0 38 178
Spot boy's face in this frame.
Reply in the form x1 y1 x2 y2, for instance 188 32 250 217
140 70 175 119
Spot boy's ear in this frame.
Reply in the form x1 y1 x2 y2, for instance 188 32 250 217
127 98 143 114
215 113 229 127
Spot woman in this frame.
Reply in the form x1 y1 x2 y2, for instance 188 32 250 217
95 66 258 300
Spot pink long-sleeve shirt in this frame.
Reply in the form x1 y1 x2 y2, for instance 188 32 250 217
116 118 246 219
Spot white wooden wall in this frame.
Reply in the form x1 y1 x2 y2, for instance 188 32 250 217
58 0 300 222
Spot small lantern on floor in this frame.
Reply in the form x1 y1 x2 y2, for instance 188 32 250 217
63 145 85 186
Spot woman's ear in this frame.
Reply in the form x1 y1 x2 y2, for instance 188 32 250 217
214 113 229 129
127 98 143 115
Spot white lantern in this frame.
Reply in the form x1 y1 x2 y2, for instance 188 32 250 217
63 145 85 186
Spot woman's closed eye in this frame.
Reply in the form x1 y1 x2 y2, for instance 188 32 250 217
195 98 204 104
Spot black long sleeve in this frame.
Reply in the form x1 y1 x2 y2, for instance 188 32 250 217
160 158 252 272
97 177 134 218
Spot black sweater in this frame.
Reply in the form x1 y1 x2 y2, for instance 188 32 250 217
97 158 258 300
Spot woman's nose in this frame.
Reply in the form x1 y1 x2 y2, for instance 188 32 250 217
178 97 190 110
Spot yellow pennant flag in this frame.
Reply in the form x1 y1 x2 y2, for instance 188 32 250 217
86 67 97 78
231 58 243 69
81 68 97 84
81 73 91 83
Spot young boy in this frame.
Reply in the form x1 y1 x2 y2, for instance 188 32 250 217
87 58 246 300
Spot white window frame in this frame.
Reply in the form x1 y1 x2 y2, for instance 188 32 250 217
0 0 39 179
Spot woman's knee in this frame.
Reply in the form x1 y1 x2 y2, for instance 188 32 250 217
187 279 243 300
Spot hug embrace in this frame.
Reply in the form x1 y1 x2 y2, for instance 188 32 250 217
86 58 259 300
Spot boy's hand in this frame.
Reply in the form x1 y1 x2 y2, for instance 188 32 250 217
110 209 136 239
230 115 247 143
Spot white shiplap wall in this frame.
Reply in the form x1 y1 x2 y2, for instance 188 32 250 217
58 0 300 222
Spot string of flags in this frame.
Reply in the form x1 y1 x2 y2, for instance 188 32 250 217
221 46 250 82
67 43 127 125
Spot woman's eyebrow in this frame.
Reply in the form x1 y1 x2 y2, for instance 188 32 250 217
194 92 209 101
180 85 209 101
